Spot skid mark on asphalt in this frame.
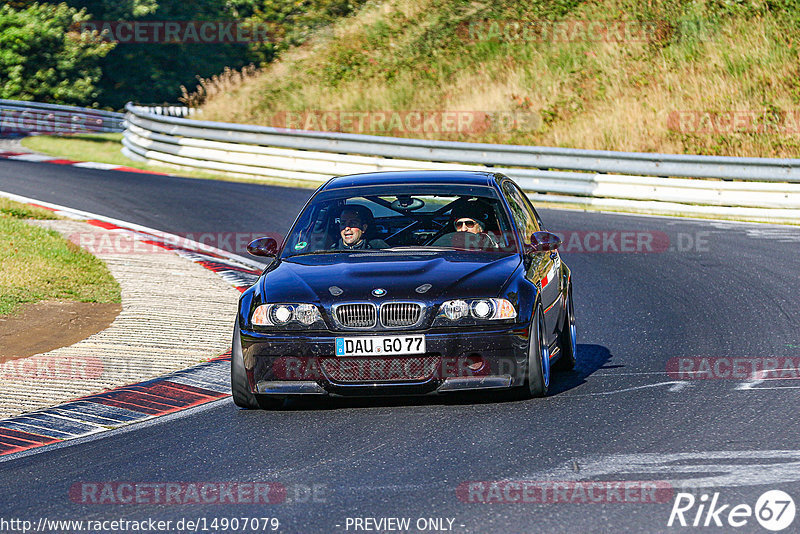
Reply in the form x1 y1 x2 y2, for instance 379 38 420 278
737 375 800 390
524 450 800 490
568 381 692 396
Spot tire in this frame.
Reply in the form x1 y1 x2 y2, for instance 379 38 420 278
515 303 550 399
231 323 283 409
554 283 576 372
231 323 260 409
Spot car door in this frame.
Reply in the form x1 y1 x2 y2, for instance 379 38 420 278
501 180 561 346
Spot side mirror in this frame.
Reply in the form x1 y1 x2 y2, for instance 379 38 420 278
529 231 562 252
247 237 278 257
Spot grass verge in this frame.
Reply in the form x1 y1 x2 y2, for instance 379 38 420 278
0 198 121 317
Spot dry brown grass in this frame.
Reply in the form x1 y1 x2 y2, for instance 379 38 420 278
193 1 800 156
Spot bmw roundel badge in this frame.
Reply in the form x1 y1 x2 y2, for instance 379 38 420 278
372 288 387 297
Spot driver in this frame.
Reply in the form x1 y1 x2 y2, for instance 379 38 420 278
330 205 389 250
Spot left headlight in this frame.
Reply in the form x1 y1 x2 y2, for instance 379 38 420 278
435 298 517 324
251 303 324 328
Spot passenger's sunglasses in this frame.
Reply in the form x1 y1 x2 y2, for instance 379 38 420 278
455 218 478 229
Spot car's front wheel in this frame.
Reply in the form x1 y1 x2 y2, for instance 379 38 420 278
231 323 282 410
516 303 550 398
554 282 576 371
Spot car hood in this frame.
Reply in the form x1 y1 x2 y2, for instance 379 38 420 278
260 251 521 305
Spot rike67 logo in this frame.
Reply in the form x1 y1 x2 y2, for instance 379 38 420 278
668 490 796 531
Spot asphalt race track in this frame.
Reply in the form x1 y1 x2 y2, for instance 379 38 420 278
2 160 800 533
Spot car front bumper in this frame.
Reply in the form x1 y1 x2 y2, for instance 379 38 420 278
239 325 531 397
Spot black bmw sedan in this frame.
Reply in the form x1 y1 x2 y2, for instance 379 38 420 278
232 170 576 408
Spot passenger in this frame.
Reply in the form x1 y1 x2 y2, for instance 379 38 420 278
449 201 499 249
330 205 389 250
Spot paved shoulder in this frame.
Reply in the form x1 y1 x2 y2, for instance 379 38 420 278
0 219 241 418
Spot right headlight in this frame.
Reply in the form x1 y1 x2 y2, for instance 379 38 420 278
434 298 517 325
251 303 325 328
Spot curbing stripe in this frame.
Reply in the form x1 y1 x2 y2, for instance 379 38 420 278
0 421 74 440
0 435 46 448
44 402 149 424
0 428 58 445
89 392 182 414
72 162 119 170
7 154 54 162
7 414 99 436
0 357 233 456
0 151 173 176
0 188 257 458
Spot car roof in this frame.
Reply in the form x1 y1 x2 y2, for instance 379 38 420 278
322 170 502 190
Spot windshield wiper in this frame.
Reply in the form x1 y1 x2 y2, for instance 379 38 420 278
289 248 389 257
287 250 348 257
383 246 455 252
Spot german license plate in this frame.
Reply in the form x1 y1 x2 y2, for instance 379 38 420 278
335 335 425 357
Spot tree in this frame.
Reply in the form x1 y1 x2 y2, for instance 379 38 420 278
0 2 115 105
64 0 259 108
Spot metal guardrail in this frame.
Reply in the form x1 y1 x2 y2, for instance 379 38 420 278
122 103 800 221
0 99 124 135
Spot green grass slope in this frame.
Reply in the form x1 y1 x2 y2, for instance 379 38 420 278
189 0 800 157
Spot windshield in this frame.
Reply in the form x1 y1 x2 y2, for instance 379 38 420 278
280 184 519 258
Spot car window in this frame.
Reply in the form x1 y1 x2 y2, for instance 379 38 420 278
502 181 540 243
280 185 519 257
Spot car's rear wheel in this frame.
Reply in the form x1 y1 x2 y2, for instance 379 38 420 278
515 303 550 398
231 323 282 410
554 283 576 371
